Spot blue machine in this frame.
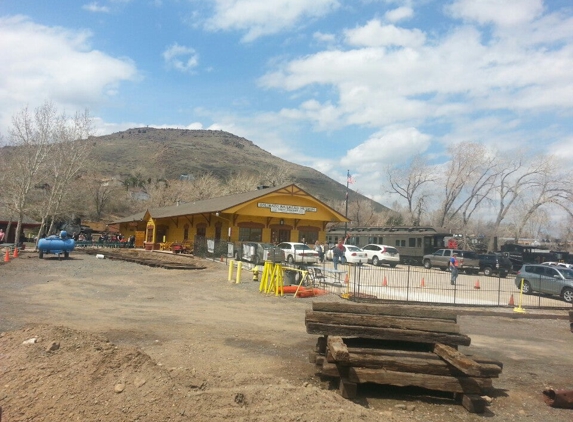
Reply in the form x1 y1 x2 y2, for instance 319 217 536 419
38 231 75 259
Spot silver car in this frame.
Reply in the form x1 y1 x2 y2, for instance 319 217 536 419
514 264 573 303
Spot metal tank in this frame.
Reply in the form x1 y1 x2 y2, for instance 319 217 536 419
38 231 75 259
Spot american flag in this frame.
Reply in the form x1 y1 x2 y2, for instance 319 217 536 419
347 173 355 184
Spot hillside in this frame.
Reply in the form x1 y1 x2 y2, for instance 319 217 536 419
88 127 389 214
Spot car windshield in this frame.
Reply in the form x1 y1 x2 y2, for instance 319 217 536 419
385 247 398 254
346 246 361 252
293 244 312 251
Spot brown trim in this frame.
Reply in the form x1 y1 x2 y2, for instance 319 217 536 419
184 216 194 227
297 226 320 232
269 224 293 230
237 221 265 229
196 222 207 228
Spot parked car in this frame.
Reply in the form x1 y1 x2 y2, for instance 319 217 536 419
541 261 573 269
325 244 368 265
277 242 319 264
361 244 400 267
514 264 573 303
234 242 284 265
478 253 513 277
422 249 480 274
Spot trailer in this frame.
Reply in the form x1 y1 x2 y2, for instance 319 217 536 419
38 231 75 259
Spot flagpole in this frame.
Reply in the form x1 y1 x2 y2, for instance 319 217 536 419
344 169 349 237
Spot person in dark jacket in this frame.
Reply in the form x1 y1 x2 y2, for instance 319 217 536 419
333 240 344 270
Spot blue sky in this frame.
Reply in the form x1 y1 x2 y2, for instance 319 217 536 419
1 0 573 204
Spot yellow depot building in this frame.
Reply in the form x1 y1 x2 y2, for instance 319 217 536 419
113 183 349 251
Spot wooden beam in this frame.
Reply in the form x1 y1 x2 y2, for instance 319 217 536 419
327 336 349 362
306 310 460 334
312 302 458 322
433 343 497 377
306 322 471 347
461 394 486 413
339 378 357 399
348 368 491 394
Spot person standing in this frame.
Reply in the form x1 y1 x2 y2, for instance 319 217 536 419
314 241 324 263
0 228 5 243
333 240 344 270
450 252 459 285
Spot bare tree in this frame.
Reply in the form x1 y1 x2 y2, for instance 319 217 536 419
4 102 58 244
34 109 94 239
386 155 435 225
225 170 262 194
486 154 572 250
436 142 498 229
259 164 293 187
346 197 378 227
512 163 573 241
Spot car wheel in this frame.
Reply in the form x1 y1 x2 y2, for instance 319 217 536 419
521 280 532 294
423 260 431 269
484 267 492 277
562 287 573 303
372 256 379 266
390 263 397 268
287 255 294 264
499 271 508 278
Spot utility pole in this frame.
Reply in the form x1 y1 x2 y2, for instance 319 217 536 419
344 170 350 237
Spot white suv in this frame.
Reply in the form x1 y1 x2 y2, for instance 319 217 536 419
362 244 400 267
277 242 319 264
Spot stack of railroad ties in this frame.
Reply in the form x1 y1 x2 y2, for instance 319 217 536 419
306 302 503 414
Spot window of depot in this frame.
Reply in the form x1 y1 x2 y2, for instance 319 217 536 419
239 227 262 241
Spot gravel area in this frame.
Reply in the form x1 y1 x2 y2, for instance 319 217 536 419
1 248 572 421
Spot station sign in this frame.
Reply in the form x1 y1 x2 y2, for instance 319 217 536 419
257 202 317 214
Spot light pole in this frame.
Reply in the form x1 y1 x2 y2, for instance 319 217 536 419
344 170 350 237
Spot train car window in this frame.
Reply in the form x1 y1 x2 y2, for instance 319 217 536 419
409 238 416 247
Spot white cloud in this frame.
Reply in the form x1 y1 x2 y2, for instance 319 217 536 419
162 43 199 72
0 15 138 134
204 0 340 42
342 127 431 171
385 6 413 23
344 19 425 48
259 10 573 135
446 0 544 27
82 2 110 13
313 31 336 43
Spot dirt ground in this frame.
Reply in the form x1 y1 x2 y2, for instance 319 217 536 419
1 249 572 422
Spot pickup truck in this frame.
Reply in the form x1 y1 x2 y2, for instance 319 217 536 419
478 253 513 277
422 249 480 274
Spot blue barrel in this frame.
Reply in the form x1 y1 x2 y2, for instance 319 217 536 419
38 232 75 259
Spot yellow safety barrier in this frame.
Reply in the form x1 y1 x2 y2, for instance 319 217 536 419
514 278 527 313
236 261 242 284
228 259 235 282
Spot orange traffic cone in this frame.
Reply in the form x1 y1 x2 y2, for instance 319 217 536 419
382 275 388 287
4 249 10 263
13 248 19 258
508 294 515 306
474 279 480 289
420 277 425 288
344 273 349 284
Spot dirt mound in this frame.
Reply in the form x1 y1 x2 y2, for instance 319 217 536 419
0 324 388 422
